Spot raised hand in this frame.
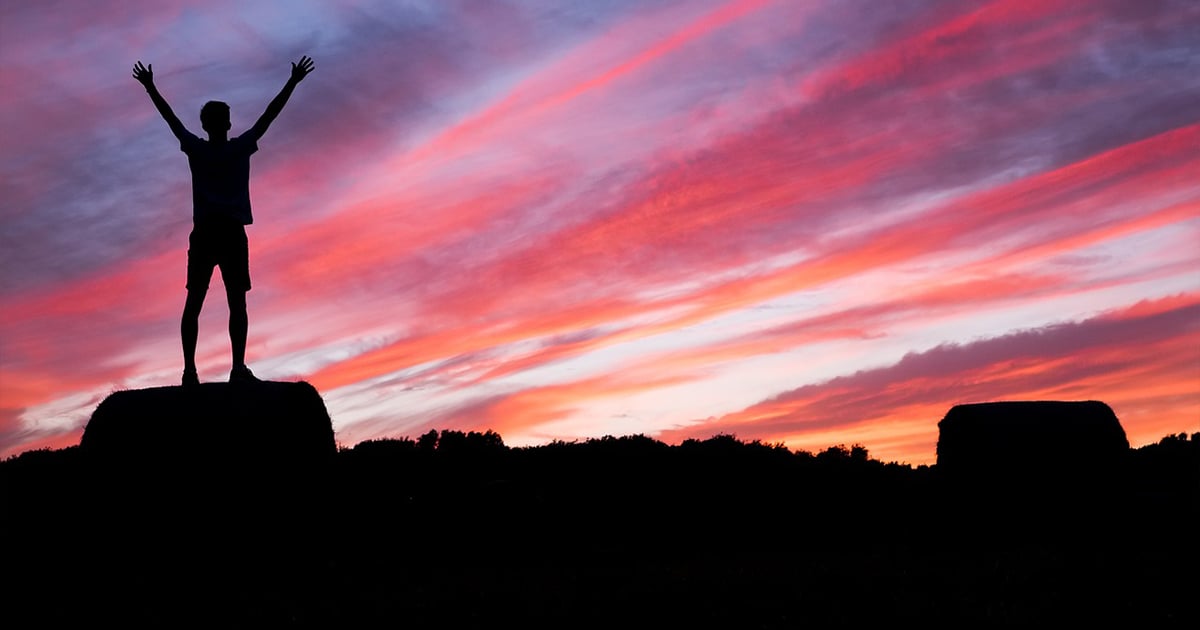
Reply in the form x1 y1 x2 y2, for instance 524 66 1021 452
250 56 315 139
133 60 187 139
132 61 154 88
290 56 315 83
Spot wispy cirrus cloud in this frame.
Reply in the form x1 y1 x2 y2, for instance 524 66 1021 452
2 0 1198 461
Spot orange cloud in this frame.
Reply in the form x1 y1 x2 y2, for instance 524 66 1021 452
659 294 1200 464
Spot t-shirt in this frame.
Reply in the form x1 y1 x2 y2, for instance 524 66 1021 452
180 131 259 225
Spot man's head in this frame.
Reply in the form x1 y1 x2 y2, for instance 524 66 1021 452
200 100 231 136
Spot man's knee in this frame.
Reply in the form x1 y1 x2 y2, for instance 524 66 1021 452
226 289 248 311
182 289 206 317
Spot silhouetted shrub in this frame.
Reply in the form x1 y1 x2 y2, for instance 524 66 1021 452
3 419 1197 627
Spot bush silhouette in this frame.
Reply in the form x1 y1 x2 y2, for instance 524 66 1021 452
2 413 1196 627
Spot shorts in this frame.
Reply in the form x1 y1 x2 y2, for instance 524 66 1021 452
187 220 251 292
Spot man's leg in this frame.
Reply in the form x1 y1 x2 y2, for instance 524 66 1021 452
222 224 258 382
226 286 260 382
182 288 207 380
184 226 216 385
227 287 248 369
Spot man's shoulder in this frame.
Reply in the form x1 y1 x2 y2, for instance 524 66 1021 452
231 133 261 151
179 130 204 152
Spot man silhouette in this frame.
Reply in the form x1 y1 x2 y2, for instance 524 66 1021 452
133 56 314 386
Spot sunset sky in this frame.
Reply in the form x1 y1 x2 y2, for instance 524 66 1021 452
2 0 1198 464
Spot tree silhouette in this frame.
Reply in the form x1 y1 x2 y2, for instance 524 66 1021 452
2 426 1197 626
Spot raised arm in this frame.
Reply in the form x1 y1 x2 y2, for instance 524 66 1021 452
247 56 314 141
132 61 190 141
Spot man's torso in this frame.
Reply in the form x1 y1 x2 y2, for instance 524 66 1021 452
181 133 259 225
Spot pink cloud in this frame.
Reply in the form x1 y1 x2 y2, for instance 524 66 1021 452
296 107 1199 405
2 0 1198 461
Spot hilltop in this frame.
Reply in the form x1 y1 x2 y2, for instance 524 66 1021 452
0 385 1196 627
3 427 1196 627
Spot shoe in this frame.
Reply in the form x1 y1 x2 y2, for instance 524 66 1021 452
182 369 200 387
230 365 261 383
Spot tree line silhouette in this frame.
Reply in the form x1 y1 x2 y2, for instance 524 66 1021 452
2 429 1196 627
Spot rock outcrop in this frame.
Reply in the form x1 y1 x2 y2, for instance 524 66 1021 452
78 379 337 531
81 380 336 470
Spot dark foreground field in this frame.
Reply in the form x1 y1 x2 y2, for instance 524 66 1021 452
2 431 1197 628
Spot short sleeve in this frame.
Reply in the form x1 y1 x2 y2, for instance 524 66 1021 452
179 130 203 154
233 134 259 156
